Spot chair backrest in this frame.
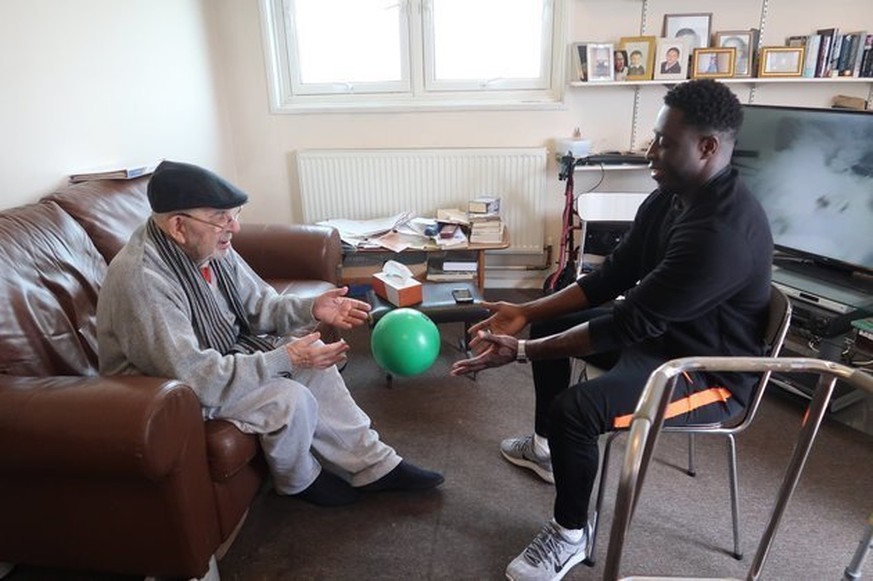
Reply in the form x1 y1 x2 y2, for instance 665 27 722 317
727 284 793 433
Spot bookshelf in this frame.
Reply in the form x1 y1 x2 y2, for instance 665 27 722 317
568 0 873 151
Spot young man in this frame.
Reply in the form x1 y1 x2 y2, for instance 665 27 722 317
451 79 773 580
98 161 443 507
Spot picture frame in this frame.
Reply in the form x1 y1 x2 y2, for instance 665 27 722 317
613 49 629 81
571 42 588 81
653 37 691 81
663 13 712 50
619 35 657 81
758 46 804 77
586 43 615 82
691 47 736 78
714 29 759 78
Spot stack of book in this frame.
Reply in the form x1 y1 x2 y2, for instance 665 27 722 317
789 28 873 78
467 196 504 244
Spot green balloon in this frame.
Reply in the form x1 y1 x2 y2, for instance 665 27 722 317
370 308 440 376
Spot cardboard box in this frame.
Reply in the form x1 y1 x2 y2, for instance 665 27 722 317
371 272 423 307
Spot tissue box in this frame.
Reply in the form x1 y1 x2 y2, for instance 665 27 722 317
371 272 423 307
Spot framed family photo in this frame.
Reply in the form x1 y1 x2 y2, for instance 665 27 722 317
759 46 804 77
653 37 690 81
691 47 736 78
663 13 712 50
586 43 615 82
715 29 759 77
619 35 656 81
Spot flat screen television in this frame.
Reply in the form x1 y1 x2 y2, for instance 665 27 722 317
732 104 873 281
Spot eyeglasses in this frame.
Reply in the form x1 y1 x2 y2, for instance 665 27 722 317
177 207 242 231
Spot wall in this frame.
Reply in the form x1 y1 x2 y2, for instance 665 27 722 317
0 0 233 208
0 0 870 284
212 0 872 262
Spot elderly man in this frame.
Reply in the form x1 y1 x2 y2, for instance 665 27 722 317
98 160 443 507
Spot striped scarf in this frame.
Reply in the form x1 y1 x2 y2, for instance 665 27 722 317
146 219 274 355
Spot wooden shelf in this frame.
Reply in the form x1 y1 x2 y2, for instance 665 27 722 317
574 164 648 172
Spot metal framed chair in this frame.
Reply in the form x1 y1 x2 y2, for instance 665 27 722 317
602 356 873 581
586 284 793 564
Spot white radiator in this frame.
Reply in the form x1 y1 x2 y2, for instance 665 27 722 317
297 147 548 253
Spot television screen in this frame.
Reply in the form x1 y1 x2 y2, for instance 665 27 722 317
732 104 873 275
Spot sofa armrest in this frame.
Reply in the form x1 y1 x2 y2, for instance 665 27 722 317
0 375 202 480
233 223 342 285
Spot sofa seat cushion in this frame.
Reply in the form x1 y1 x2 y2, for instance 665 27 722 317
204 420 261 482
0 201 106 376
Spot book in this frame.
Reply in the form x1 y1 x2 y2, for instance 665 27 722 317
861 35 873 77
469 222 505 244
851 32 868 77
802 34 822 78
828 32 843 77
815 27 838 77
468 196 501 214
69 163 157 183
837 32 865 77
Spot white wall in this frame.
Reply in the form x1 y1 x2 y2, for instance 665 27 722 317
0 0 870 281
212 0 872 241
0 0 233 208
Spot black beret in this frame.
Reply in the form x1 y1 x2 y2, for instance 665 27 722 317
147 160 248 213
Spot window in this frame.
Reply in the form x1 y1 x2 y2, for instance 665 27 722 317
259 0 567 113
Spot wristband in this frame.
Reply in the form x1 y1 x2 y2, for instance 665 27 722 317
516 339 528 363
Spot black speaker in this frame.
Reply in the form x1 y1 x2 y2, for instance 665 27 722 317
584 221 631 255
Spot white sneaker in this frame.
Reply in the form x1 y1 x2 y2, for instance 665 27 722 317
505 520 590 581
500 435 554 484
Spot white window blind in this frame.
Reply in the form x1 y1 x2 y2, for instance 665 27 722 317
259 0 567 112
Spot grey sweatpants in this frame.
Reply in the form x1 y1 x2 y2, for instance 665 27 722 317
205 361 401 494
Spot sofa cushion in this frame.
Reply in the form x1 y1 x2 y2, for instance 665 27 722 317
43 176 152 263
0 201 106 376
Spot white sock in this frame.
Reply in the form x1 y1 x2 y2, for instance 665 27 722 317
533 433 550 457
552 519 585 543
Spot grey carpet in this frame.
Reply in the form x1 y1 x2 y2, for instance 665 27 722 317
217 320 872 581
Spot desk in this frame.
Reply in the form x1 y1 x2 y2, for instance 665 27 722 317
342 231 510 290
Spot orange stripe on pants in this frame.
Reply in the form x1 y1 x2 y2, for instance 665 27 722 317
613 387 733 429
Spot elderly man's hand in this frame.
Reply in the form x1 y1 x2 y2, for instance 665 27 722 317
285 332 350 369
312 287 372 329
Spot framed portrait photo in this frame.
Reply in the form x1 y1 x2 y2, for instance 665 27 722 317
586 43 615 82
759 46 804 77
715 29 759 78
653 37 690 81
619 35 656 81
691 47 736 78
570 43 588 81
663 13 712 50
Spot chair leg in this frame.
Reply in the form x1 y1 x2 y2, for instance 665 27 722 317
686 433 697 477
585 430 623 566
726 434 742 560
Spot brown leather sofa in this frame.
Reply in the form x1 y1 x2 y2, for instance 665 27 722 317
0 176 342 578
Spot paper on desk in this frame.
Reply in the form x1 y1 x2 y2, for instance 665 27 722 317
317 211 413 238
318 211 414 247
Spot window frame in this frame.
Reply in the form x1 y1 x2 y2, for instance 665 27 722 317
259 0 568 113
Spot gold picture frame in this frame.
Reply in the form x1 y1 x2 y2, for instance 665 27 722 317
619 36 656 81
691 47 737 78
714 29 759 78
758 46 804 77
